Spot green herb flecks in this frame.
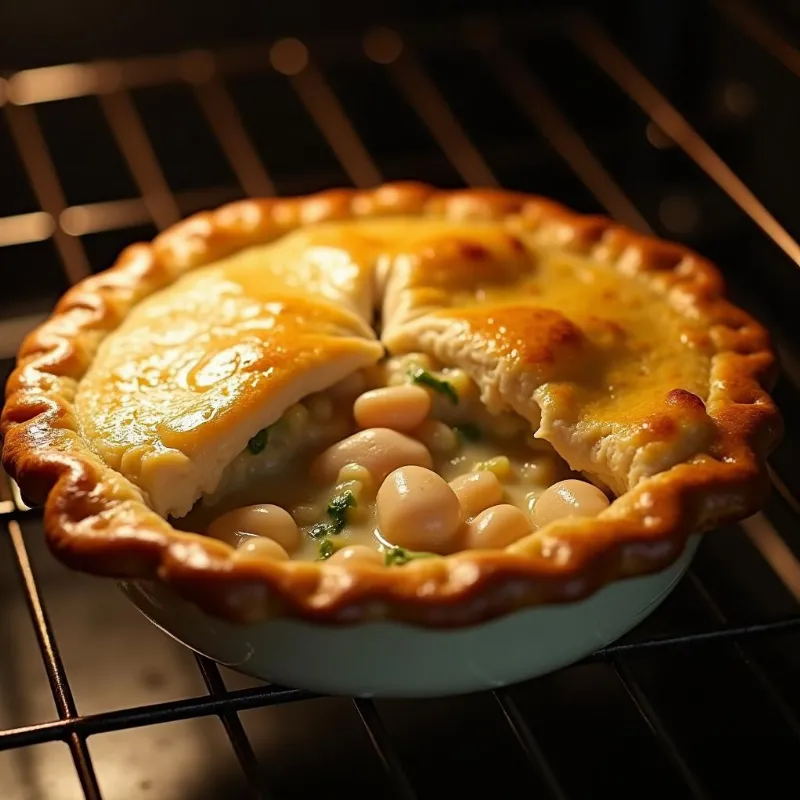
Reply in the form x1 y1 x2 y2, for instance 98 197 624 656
454 423 482 442
384 546 437 567
309 522 336 539
317 537 337 560
409 367 459 405
327 490 357 533
309 490 358 539
247 427 269 455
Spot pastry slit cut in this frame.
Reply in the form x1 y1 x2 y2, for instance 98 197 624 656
74 217 715 560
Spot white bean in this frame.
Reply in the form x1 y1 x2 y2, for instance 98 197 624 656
353 385 431 432
520 455 568 488
531 479 610 529
376 465 463 553
207 504 301 553
328 545 384 566
283 403 310 434
312 428 432 485
234 536 290 561
336 463 374 493
464 504 532 550
449 471 503 518
412 419 458 454
290 503 321 526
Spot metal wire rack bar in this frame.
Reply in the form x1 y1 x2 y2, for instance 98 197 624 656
740 515 800 601
0 5 799 799
383 36 499 187
282 44 384 188
195 657 267 796
3 104 91 281
99 90 181 228
718 0 800 81
0 10 562 100
6 521 102 799
612 660 710 800
352 699 418 800
568 9 800 270
768 465 800 518
686 573 800 741
493 692 569 800
590 615 800 657
0 210 54 246
0 612 797 753
0 684 315 751
471 24 650 231
192 72 276 197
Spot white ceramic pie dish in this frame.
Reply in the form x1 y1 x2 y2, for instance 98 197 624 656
119 534 699 698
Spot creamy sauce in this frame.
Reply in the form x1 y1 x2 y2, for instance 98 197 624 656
179 354 582 562
77 215 710 520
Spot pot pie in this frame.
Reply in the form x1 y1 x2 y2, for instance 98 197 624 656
1 183 782 627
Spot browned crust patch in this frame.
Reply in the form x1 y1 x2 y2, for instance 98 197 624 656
0 183 783 627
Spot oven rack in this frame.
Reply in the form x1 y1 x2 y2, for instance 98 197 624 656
1 2 799 798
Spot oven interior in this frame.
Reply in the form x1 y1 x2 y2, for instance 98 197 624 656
1 1 800 798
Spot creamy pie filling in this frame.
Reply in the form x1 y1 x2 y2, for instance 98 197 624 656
74 216 714 567
178 353 608 565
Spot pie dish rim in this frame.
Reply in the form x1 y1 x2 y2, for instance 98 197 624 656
0 182 782 627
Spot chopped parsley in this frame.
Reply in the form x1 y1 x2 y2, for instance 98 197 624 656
327 490 357 533
384 546 437 567
247 427 269 455
454 423 482 442
309 522 336 539
317 538 337 560
409 367 459 405
309 490 358 539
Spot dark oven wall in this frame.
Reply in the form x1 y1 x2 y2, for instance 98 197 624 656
0 1 704 70
1 0 578 69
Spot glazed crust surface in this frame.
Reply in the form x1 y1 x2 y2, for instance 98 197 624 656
1 183 782 626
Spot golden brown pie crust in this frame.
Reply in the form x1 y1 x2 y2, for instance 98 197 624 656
0 183 783 627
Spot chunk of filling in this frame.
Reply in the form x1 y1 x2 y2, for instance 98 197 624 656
178 354 612 566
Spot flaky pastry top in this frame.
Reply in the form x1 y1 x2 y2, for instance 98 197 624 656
1 183 782 626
